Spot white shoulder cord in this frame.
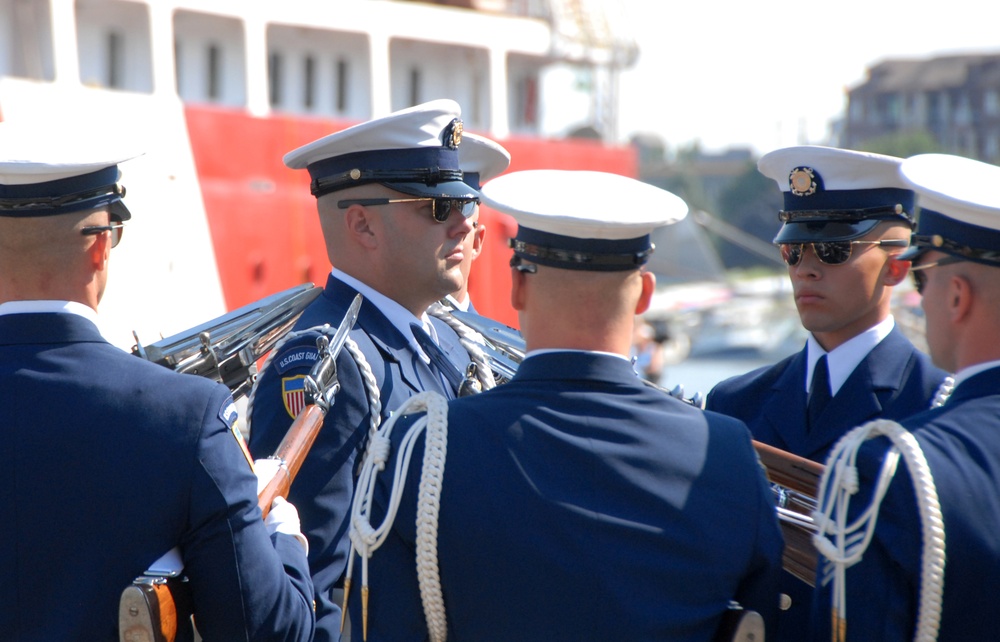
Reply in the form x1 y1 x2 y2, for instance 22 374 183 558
427 302 497 391
929 376 955 409
812 419 946 642
245 325 382 443
345 390 450 641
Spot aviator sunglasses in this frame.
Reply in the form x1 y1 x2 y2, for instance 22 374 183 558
778 238 910 267
80 222 125 248
337 197 478 223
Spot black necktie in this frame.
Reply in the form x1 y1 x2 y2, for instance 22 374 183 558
808 355 831 430
411 323 462 398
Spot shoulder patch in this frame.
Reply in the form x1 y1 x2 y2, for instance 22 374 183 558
273 345 321 375
219 396 238 428
220 396 254 469
282 375 309 419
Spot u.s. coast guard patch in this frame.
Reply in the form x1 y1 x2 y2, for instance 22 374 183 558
273 345 320 375
282 375 308 419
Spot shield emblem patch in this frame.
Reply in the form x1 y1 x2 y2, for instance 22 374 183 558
282 375 308 419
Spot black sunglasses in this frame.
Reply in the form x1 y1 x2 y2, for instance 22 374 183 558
910 255 966 295
81 222 125 248
778 238 910 267
337 197 478 223
509 255 537 274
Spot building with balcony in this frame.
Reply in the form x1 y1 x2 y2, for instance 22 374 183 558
842 53 1000 163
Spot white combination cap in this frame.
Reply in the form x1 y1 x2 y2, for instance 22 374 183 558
283 99 478 201
899 153 1000 267
482 169 688 271
459 132 510 189
758 145 914 243
0 121 137 219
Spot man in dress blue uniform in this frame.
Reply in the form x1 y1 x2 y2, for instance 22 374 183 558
441 132 510 313
0 124 314 640
810 154 1000 641
704 146 948 641
349 170 784 641
248 99 481 641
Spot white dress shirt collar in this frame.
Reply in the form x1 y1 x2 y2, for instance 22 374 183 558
805 315 895 395
331 269 436 362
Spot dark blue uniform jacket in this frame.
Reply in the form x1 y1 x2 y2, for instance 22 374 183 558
811 366 1000 642
706 325 946 642
351 351 784 641
706 326 946 464
0 312 314 641
249 274 467 642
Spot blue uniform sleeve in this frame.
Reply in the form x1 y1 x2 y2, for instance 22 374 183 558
181 386 315 641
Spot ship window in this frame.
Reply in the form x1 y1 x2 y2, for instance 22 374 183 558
173 10 246 107
106 31 124 88
336 59 348 113
174 39 183 93
269 52 283 106
304 55 316 109
516 75 538 127
470 72 484 125
267 23 370 118
207 44 222 100
1 0 55 80
389 38 489 128
409 67 421 107
76 0 152 93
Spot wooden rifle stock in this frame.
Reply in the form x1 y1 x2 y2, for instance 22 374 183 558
754 440 824 496
257 403 327 518
753 440 824 587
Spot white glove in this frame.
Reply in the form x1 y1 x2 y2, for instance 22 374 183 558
264 495 309 555
254 457 284 496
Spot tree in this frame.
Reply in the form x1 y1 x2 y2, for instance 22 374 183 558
853 130 943 158
713 162 784 269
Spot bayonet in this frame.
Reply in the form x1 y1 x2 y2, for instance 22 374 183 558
132 283 321 398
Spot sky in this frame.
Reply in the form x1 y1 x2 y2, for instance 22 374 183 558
615 0 1000 156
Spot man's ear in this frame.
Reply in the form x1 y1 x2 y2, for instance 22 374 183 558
635 271 656 315
948 274 974 324
510 264 526 311
87 228 111 271
345 205 379 249
471 223 486 259
884 255 911 286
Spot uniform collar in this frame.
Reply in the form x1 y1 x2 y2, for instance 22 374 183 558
0 299 99 325
443 293 471 312
515 351 638 386
330 268 437 362
524 348 630 362
806 315 895 395
952 359 1000 389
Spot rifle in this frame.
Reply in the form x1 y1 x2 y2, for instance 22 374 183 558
753 440 824 587
119 291 363 642
132 283 323 400
255 293 362 517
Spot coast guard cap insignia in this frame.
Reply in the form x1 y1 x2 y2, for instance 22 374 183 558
443 118 463 149
282 375 308 419
789 166 818 196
